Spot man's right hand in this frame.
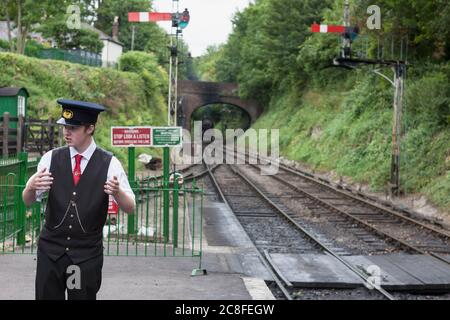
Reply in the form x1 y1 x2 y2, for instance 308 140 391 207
28 168 53 192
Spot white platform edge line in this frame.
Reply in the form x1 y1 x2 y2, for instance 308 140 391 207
242 277 276 300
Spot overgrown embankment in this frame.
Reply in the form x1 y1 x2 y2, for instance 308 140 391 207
251 67 450 212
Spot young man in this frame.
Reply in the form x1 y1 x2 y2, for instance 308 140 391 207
22 99 135 300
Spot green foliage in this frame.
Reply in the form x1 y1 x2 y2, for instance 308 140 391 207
23 39 45 57
351 0 450 61
119 51 168 98
297 34 341 87
2 0 73 54
0 52 167 168
406 69 450 128
38 20 104 54
194 45 224 81
250 70 450 210
0 39 9 50
213 0 333 104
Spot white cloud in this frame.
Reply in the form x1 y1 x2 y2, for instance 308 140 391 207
152 0 253 57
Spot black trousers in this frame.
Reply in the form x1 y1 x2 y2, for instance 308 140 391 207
35 249 103 300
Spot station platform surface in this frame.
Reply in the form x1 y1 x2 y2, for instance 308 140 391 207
0 201 275 300
2 198 449 299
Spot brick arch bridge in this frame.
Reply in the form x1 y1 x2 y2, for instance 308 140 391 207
177 80 263 130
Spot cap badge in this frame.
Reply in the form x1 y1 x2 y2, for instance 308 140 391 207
63 109 73 119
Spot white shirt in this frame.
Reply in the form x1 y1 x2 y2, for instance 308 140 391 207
31 139 135 203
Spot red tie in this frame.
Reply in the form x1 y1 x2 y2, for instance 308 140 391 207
73 154 83 186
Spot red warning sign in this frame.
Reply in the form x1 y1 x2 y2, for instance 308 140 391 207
108 196 119 215
111 127 152 147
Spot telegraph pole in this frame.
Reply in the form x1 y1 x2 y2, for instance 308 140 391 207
390 64 404 196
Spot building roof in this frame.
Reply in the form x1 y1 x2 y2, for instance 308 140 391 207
99 36 124 47
0 87 29 97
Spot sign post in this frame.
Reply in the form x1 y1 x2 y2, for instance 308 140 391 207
127 146 135 235
153 127 182 243
163 146 170 243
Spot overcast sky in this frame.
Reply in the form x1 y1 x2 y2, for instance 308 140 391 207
152 0 253 57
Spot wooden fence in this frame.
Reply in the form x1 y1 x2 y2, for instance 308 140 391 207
0 112 62 157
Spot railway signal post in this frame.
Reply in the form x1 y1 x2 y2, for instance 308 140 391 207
311 0 407 196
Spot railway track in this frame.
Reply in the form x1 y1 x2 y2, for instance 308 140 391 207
230 150 450 265
204 161 395 300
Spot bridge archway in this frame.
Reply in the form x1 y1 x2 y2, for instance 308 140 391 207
178 80 263 130
191 102 252 131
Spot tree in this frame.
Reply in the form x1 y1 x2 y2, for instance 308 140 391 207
3 0 72 54
38 20 104 53
212 0 332 103
94 0 171 63
1 0 14 51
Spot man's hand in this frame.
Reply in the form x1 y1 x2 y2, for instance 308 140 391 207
28 168 53 192
104 176 120 196
22 167 53 206
104 176 135 214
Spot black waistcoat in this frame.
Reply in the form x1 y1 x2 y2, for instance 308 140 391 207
38 146 113 264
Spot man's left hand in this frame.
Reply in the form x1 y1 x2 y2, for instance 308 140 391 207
104 176 120 196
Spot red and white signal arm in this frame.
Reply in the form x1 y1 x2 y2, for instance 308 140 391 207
311 23 345 33
128 12 172 22
108 196 119 215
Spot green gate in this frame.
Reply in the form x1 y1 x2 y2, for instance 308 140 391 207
0 153 205 274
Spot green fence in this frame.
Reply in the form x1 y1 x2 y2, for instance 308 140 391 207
0 152 35 251
38 48 102 67
0 153 39 183
105 177 204 261
0 153 205 272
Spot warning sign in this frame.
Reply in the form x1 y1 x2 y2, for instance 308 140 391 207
111 127 152 147
111 126 182 147
108 196 119 214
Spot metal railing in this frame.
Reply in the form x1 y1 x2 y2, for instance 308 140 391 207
0 158 205 271
104 177 204 260
0 152 39 186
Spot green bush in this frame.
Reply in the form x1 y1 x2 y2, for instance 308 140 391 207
24 39 45 58
119 51 168 100
0 39 9 50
